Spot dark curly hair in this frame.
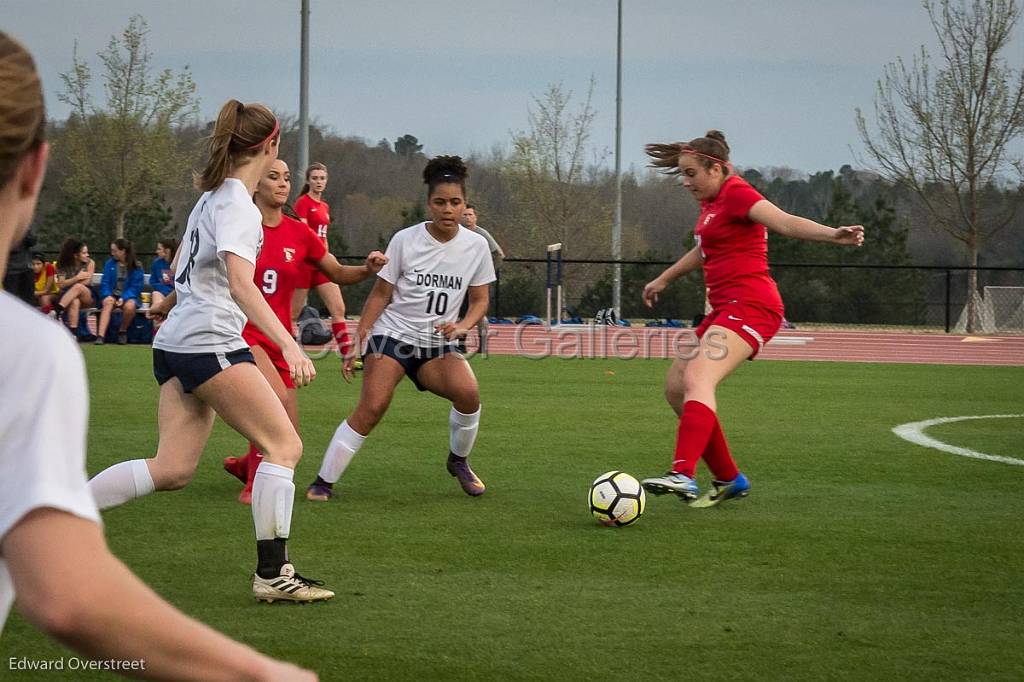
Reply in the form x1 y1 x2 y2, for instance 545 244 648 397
422 155 468 197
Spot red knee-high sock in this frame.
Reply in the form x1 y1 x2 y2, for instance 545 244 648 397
243 443 263 487
332 321 353 357
672 400 718 477
703 418 740 482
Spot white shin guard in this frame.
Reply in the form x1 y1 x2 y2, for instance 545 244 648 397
88 459 155 510
317 419 367 484
252 461 295 541
449 406 481 458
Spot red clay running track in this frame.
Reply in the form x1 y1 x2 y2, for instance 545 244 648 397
472 326 1024 366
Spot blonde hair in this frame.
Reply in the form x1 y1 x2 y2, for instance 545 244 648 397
0 31 45 187
194 99 278 192
646 130 731 176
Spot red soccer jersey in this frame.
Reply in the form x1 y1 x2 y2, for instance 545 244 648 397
294 193 331 247
243 214 327 340
694 175 783 310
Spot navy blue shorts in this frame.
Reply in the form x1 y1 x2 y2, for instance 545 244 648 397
153 348 255 393
364 335 464 391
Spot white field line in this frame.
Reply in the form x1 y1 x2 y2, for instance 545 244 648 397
891 415 1024 466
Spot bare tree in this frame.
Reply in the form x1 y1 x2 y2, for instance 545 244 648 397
856 0 1024 330
59 15 199 239
506 78 610 255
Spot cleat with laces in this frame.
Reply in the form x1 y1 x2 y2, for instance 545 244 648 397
641 472 700 501
252 563 334 603
446 452 485 496
689 472 751 509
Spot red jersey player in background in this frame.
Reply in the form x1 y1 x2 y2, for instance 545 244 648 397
292 162 353 363
224 159 386 503
639 131 864 507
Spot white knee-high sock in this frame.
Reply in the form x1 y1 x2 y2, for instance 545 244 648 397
317 419 366 484
252 461 294 541
89 459 155 510
449 406 481 458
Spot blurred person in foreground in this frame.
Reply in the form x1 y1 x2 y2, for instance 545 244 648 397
0 29 316 681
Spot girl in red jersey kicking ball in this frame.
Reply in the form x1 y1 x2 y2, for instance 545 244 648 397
223 158 387 503
639 131 864 507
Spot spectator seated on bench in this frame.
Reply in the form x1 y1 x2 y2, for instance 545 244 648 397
30 252 58 312
52 237 95 338
95 239 145 345
149 238 177 312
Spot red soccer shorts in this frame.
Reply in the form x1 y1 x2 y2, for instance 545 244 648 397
695 301 783 359
303 265 330 289
242 328 295 389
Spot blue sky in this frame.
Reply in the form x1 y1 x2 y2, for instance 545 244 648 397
7 0 1024 173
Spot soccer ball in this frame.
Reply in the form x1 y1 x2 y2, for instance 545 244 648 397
589 471 646 527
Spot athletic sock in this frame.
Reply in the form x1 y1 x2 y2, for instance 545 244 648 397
256 538 289 579
252 460 294 542
244 443 263 484
671 400 717 478
703 417 740 482
449 406 481 458
332 321 353 357
317 419 366 484
88 459 155 510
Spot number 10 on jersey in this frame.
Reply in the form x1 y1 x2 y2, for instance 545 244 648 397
425 291 448 315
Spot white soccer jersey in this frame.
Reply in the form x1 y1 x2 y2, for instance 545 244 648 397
153 178 262 354
0 293 100 634
373 223 496 347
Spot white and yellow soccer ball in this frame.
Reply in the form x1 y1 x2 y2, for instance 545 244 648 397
589 471 646 527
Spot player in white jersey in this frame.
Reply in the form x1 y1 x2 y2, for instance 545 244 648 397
0 33 315 679
307 156 495 501
88 99 333 604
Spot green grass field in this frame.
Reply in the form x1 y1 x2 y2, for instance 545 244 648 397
5 349 1024 680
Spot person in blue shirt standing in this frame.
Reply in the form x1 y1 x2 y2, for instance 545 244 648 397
96 238 144 345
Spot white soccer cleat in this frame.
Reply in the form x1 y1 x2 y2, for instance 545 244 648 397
252 563 334 603
641 472 700 501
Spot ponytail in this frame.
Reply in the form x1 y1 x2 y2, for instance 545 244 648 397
645 130 732 176
194 99 278 192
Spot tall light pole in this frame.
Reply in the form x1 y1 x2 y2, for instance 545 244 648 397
298 0 310 175
611 0 623 318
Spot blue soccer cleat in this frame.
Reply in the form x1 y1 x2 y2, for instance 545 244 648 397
689 472 750 508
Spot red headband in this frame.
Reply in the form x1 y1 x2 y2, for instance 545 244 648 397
681 149 728 166
248 119 280 150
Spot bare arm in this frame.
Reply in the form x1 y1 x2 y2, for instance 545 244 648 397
42 272 55 297
343 278 393 375
316 250 388 286
642 246 704 308
354 278 394 343
437 285 489 339
3 509 315 681
80 259 96 283
749 200 865 245
225 253 316 387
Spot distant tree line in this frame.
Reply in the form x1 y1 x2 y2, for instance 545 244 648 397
31 8 1024 326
